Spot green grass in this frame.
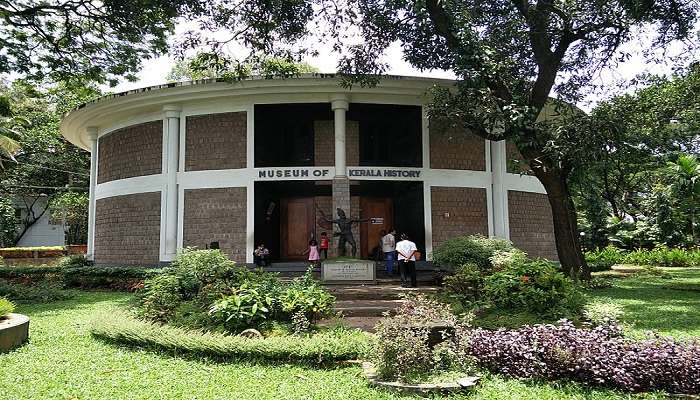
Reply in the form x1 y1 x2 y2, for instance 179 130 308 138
588 267 700 339
1 268 697 399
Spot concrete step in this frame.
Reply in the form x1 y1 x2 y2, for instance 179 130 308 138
334 299 406 317
326 285 440 301
318 316 383 332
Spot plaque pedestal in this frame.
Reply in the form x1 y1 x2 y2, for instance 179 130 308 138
321 259 376 284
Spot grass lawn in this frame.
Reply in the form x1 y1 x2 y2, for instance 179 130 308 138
1 269 697 399
590 267 700 339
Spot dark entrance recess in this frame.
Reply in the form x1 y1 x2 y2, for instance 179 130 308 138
354 181 425 259
254 181 331 261
348 103 422 168
254 103 332 167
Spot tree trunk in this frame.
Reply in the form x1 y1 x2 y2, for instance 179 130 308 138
534 168 591 280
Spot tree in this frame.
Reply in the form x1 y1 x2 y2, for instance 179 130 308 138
0 95 25 168
667 154 700 245
0 80 99 245
0 0 203 85
180 0 698 278
49 192 88 245
166 53 319 82
573 66 700 249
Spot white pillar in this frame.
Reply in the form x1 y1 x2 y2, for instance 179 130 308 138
331 97 349 177
490 140 509 239
163 105 181 261
86 127 98 261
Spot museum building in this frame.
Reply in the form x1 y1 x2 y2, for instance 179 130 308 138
60 74 557 265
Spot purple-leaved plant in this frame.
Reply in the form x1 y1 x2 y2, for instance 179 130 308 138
464 320 700 394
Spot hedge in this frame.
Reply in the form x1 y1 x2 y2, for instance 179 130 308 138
90 311 371 365
0 264 164 291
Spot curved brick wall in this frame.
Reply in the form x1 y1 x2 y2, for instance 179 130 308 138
185 112 247 171
183 187 247 263
94 192 161 265
429 122 485 171
508 190 558 260
97 121 162 184
431 187 489 250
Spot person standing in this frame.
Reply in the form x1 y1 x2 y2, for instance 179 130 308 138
319 232 330 260
381 229 396 275
304 238 321 267
396 233 418 287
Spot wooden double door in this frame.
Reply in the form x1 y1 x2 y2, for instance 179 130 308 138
280 197 315 260
360 197 394 259
279 196 394 260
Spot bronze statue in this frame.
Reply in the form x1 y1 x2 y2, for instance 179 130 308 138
320 208 367 257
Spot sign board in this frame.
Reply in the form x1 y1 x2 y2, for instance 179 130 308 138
370 217 384 225
257 167 332 180
322 260 376 283
348 168 421 179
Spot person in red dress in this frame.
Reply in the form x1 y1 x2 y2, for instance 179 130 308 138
319 232 330 260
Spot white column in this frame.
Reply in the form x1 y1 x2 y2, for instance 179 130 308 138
86 127 99 261
163 105 181 261
421 107 433 260
331 97 349 176
490 140 509 239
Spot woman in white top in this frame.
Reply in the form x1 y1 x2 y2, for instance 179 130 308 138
395 233 418 287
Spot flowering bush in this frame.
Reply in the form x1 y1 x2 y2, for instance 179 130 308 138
483 259 584 317
464 320 700 394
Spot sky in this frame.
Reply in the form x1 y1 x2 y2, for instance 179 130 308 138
111 22 694 110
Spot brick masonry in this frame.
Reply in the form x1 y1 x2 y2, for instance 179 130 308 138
97 121 162 184
430 187 489 250
506 141 533 174
185 112 247 171
314 120 359 167
508 190 558 260
429 120 486 171
94 192 161 265
183 187 247 264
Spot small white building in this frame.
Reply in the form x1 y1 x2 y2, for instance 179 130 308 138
13 196 66 247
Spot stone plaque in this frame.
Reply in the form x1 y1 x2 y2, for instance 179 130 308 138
322 260 376 283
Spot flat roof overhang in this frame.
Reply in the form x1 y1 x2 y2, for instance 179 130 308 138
60 74 456 150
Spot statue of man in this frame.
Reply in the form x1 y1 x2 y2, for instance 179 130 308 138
320 208 367 257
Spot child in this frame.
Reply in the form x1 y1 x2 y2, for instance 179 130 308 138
303 238 321 267
319 232 330 259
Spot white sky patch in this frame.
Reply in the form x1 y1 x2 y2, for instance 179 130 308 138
110 20 696 110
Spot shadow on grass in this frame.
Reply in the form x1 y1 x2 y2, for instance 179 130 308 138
591 282 700 335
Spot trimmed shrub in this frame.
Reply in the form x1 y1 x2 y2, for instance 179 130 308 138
463 320 700 394
0 297 14 317
0 281 74 302
432 235 513 269
585 246 624 271
0 263 162 291
483 259 584 317
90 310 370 365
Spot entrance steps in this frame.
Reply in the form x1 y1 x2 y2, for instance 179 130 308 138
319 283 441 331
